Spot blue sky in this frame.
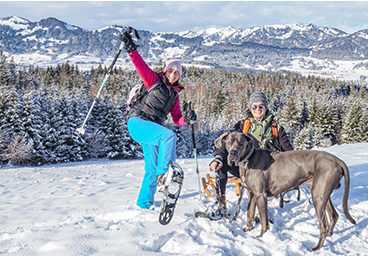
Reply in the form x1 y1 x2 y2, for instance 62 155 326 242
1 1 368 33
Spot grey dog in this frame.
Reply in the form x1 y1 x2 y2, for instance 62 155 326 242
215 132 356 251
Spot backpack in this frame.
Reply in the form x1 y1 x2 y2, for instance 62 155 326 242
125 79 161 114
242 118 284 151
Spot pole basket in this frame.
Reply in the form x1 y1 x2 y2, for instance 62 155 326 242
201 174 242 198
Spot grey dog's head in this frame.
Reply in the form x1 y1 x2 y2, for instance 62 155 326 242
215 132 260 166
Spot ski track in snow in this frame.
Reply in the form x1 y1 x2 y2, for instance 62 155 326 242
0 143 368 255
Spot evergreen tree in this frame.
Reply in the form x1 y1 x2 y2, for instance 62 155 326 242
172 124 191 158
278 95 300 139
341 100 365 143
47 93 85 163
20 91 45 164
40 96 60 164
106 101 134 159
294 125 313 150
213 87 226 117
2 57 368 165
0 50 10 86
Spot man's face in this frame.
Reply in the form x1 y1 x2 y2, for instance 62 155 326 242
250 101 266 121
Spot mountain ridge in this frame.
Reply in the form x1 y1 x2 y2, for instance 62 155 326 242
1 16 368 82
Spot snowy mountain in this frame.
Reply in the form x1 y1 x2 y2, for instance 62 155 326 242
1 16 368 82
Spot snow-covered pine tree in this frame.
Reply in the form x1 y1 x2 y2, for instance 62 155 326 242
195 127 225 156
330 95 345 145
317 96 335 147
294 124 313 150
0 50 11 86
19 91 45 165
85 96 112 158
49 92 85 163
277 94 300 142
306 93 335 147
37 92 58 164
213 87 226 117
171 124 191 159
106 100 135 159
1 90 22 135
341 98 365 144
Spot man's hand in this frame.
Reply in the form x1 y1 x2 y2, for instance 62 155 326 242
209 161 221 172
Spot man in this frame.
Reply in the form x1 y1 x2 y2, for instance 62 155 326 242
209 91 293 208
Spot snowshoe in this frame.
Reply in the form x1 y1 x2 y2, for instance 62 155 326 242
158 161 184 225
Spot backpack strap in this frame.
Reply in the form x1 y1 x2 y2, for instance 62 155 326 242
242 119 251 134
271 120 278 139
243 118 279 139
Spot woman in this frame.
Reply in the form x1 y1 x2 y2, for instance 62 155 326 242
122 30 196 209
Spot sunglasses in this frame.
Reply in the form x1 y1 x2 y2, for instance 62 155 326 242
251 104 265 110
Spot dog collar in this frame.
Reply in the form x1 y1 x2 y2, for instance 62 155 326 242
239 146 254 165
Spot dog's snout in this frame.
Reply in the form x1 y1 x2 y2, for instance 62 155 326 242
230 150 237 157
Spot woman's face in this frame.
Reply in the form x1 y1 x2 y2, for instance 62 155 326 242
165 68 180 84
250 101 267 121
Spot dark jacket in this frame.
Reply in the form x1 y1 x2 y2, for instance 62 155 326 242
214 109 293 161
127 76 179 125
127 50 187 126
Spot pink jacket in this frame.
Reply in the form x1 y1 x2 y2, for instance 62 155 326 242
129 50 187 126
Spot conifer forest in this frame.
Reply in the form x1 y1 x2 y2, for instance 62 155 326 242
1 50 368 166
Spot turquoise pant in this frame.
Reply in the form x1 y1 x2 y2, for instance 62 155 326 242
127 117 177 208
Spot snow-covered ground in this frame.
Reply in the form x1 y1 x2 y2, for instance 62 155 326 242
238 56 368 83
281 57 368 82
1 143 367 255
8 51 368 84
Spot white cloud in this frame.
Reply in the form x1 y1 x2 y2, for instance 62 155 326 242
0 1 367 33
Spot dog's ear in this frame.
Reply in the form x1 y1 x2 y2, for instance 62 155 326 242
214 132 229 148
244 133 261 150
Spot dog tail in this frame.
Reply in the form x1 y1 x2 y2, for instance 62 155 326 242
338 158 356 225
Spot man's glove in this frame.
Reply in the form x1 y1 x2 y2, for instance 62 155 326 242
183 102 197 124
264 138 283 152
120 28 138 53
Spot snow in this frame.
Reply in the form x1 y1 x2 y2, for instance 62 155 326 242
162 46 189 59
9 53 53 67
194 26 236 40
1 142 367 255
357 31 368 40
278 57 368 82
96 26 120 33
19 25 48 36
7 47 366 82
65 24 79 31
0 17 29 30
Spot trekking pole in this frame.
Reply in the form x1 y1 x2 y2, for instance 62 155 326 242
76 43 123 138
76 27 139 138
190 119 202 200
301 185 312 205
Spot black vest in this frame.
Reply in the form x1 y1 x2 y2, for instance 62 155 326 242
127 76 179 125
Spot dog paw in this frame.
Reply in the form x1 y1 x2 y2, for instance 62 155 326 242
257 232 265 238
243 226 253 232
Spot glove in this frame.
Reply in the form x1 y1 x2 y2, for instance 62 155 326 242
264 138 283 152
183 102 197 124
120 30 138 53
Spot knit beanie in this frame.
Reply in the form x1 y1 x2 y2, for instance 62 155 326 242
164 59 182 77
248 91 269 110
